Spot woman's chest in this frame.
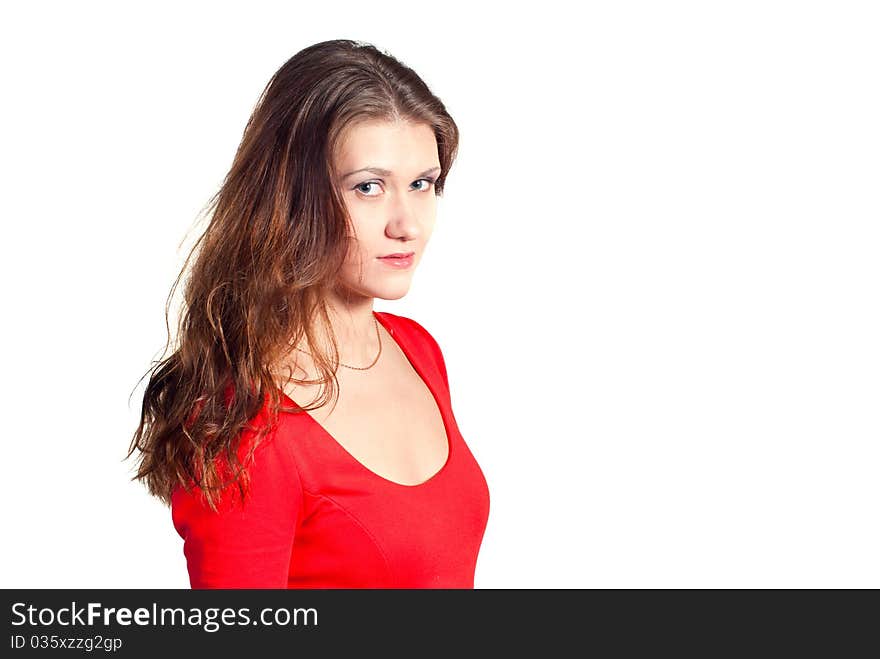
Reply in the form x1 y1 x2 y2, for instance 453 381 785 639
287 358 450 487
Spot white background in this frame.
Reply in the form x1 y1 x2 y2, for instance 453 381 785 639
1 1 877 588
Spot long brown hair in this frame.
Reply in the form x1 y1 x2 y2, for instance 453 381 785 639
126 39 459 511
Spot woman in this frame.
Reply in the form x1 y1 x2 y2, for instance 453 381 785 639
127 39 490 588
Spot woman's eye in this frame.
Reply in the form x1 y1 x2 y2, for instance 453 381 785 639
354 178 436 197
355 181 381 196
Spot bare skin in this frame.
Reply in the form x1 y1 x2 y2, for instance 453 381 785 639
274 118 449 486
278 326 449 486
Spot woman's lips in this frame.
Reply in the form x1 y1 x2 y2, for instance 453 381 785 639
377 253 414 268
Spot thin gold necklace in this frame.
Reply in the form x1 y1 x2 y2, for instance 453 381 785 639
294 316 382 370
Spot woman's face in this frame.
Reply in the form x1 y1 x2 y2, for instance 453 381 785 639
331 119 442 302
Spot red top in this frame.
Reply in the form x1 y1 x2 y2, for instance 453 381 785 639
171 311 490 588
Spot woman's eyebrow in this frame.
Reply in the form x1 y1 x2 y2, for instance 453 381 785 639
341 166 441 180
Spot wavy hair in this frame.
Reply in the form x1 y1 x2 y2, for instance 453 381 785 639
126 39 459 511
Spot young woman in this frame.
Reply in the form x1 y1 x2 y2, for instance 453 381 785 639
127 39 490 588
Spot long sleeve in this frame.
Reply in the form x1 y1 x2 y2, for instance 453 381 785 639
171 431 303 588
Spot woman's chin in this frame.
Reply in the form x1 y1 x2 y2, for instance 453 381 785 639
371 283 412 301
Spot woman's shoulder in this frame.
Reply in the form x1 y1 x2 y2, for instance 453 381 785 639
376 310 449 386
376 310 439 343
376 310 446 357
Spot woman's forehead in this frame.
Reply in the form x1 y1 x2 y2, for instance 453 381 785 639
334 120 439 172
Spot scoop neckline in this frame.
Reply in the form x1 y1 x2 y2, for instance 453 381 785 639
276 310 453 489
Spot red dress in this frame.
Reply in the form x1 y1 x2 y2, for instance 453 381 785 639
171 311 491 588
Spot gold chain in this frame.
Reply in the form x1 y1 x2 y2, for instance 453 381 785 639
294 316 382 370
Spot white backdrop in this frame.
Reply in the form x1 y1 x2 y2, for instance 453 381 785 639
1 0 877 588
